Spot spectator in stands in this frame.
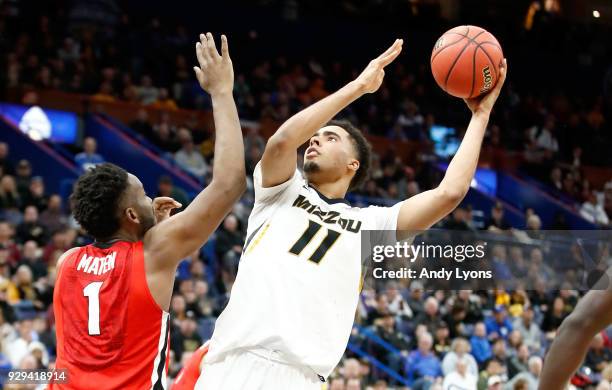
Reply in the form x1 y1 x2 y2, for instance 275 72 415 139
174 128 208 182
15 160 32 200
371 313 411 375
528 115 559 154
0 176 22 224
6 316 37 368
491 245 513 282
491 338 508 365
415 297 441 335
442 338 479 377
541 296 567 339
156 175 189 211
75 137 105 172
443 357 477 390
0 223 19 265
434 321 452 356
580 190 609 226
170 314 202 363
329 377 345 390
215 214 243 282
512 306 541 352
137 75 159 105
0 143 14 175
91 81 116 102
129 109 154 140
507 343 530 378
471 322 492 365
604 181 612 223
507 247 529 280
23 177 48 212
152 122 180 152
8 265 41 308
150 87 178 110
486 202 510 231
405 332 442 389
505 356 541 390
386 283 413 320
38 194 67 233
485 305 513 341
548 166 562 191
16 241 46 281
16 206 47 246
586 333 612 373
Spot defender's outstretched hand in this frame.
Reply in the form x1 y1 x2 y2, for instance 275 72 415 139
194 33 233 96
464 58 508 115
355 39 403 94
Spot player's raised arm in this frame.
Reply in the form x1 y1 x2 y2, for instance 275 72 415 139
260 39 403 187
396 59 508 231
145 33 246 266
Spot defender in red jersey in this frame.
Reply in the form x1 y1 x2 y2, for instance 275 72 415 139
50 33 245 390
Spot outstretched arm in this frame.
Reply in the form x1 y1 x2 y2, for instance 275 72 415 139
260 39 403 187
145 33 246 274
396 59 508 231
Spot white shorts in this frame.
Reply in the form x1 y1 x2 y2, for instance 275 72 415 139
194 348 323 390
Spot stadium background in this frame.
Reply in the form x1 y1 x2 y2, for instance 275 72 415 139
0 0 611 388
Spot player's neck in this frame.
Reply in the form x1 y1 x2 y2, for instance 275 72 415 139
104 229 141 243
308 181 348 200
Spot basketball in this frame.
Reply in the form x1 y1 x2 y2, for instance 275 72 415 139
431 25 504 99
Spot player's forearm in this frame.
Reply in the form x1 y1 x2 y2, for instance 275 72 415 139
270 81 364 149
437 112 489 200
209 92 246 193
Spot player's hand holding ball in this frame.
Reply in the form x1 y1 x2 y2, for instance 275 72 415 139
193 32 234 96
430 25 507 116
354 39 403 94
463 58 507 116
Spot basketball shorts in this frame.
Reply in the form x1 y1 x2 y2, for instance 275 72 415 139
194 347 323 390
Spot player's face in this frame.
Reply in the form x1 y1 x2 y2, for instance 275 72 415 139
303 126 359 185
124 174 156 236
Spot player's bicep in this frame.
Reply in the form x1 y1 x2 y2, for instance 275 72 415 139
260 135 298 188
397 188 457 231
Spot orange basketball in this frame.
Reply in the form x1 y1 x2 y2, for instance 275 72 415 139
431 25 504 99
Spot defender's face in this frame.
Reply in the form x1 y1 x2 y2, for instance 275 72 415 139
124 174 156 236
303 125 358 184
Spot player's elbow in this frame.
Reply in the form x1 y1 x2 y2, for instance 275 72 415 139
559 310 597 337
266 133 294 157
436 185 467 206
211 176 247 201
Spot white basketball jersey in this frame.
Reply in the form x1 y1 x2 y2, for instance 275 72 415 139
205 162 401 378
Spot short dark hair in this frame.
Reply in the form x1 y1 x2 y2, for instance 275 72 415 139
70 163 128 240
327 119 371 191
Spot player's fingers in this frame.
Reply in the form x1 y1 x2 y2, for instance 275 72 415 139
221 34 230 60
376 39 402 60
376 39 403 65
378 45 403 67
193 67 204 84
195 43 206 67
206 32 221 60
493 58 508 92
200 33 213 63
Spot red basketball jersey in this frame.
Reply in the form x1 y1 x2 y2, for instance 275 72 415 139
51 241 170 390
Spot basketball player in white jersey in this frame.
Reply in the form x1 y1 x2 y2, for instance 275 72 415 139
196 39 508 389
